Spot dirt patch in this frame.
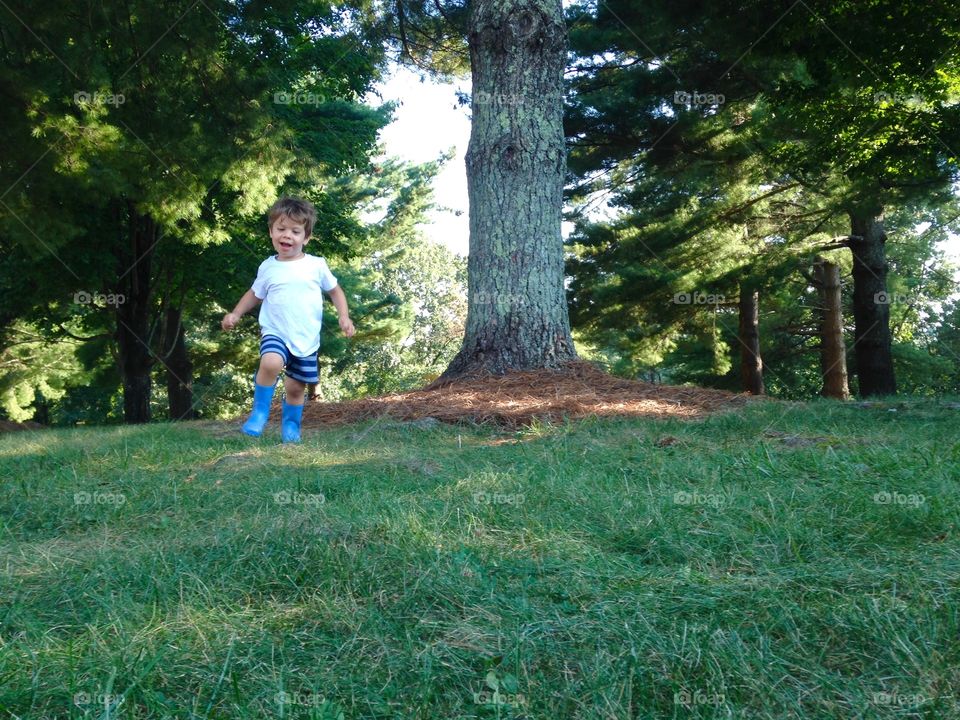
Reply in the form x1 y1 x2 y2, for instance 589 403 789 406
0 419 44 433
284 361 753 429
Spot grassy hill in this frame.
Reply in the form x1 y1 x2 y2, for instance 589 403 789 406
2 397 959 719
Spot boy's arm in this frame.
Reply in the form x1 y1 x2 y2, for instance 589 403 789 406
326 285 355 337
221 289 262 331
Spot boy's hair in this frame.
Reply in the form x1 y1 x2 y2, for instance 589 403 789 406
268 197 317 238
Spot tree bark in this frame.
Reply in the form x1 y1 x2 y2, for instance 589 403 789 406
813 257 850 400
439 0 576 380
737 287 764 395
116 202 156 423
162 305 195 420
848 210 896 396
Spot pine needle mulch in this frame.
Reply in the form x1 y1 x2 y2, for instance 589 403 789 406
297 361 755 430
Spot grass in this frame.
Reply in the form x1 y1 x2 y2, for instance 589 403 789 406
1 397 959 719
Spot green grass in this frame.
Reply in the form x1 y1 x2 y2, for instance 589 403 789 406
2 397 959 719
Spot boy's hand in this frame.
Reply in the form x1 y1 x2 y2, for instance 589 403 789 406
221 312 241 331
339 316 355 338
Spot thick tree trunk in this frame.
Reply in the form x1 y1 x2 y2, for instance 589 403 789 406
439 0 576 380
813 258 850 400
162 306 195 420
116 202 156 423
737 287 764 395
848 210 896 396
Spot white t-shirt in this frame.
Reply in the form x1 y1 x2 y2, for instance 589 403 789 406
251 254 339 356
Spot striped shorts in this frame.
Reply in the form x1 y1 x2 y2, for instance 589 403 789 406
259 334 319 384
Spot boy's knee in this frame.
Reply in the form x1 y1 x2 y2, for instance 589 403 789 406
260 353 284 374
284 379 306 399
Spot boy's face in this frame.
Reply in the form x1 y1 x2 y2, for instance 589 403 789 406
269 214 309 261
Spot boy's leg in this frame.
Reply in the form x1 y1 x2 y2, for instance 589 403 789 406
281 376 306 443
280 348 317 444
242 348 285 437
283 376 306 404
256 352 284 386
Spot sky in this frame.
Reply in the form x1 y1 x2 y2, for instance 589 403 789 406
368 67 472 256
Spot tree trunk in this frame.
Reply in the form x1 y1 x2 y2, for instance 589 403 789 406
439 0 576 380
162 306 195 420
116 202 156 423
737 287 764 395
848 210 896 396
813 257 850 400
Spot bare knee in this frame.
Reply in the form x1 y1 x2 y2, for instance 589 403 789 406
257 353 284 383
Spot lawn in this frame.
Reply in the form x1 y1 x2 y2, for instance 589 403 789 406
1 398 958 719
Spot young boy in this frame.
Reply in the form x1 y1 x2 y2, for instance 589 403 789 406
221 197 355 442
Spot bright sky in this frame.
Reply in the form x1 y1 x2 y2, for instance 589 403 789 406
370 66 472 256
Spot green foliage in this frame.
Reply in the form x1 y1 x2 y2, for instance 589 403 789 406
0 0 395 423
319 234 467 399
379 0 471 77
0 1 473 424
564 0 960 395
933 299 960 392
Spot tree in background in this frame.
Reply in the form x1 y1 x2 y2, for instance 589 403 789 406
0 0 388 423
812 257 850 400
564 0 960 397
385 0 578 379
440 0 577 378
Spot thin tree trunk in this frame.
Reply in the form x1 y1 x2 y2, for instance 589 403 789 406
738 287 764 395
814 257 850 400
162 306 195 420
848 210 896 396
439 0 576 381
116 202 155 423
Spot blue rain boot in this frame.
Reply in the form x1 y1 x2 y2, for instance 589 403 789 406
241 380 276 437
281 400 304 444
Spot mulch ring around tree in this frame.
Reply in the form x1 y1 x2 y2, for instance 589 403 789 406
295 361 756 430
